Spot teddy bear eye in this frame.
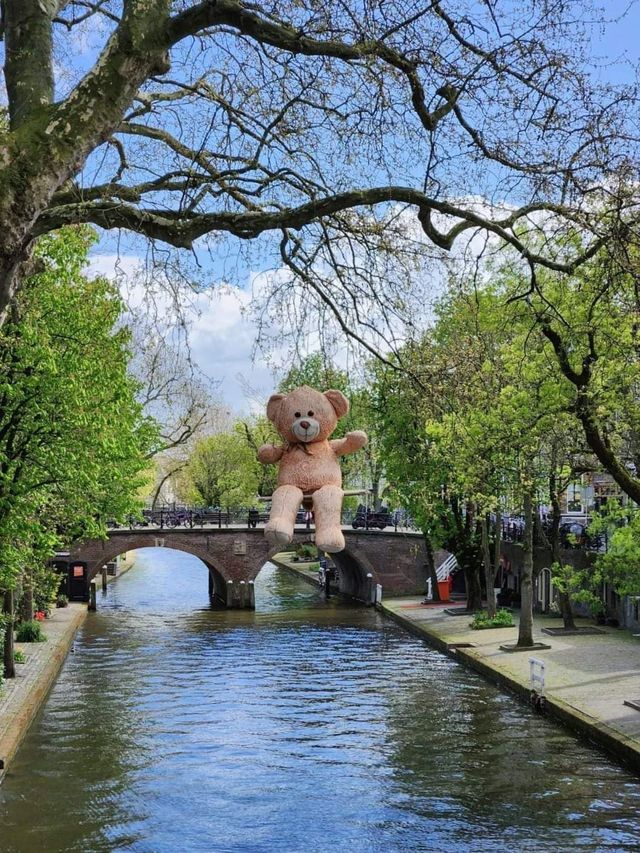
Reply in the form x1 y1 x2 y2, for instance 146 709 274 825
307 410 314 417
294 411 301 418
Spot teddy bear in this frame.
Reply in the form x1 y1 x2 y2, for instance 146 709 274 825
257 385 368 553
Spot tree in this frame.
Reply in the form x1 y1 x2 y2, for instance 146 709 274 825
511 246 640 508
0 1 635 342
239 416 279 498
178 425 261 506
0 226 155 670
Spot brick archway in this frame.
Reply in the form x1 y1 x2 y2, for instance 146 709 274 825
70 528 447 608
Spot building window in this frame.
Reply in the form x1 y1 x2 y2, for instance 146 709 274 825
566 482 584 514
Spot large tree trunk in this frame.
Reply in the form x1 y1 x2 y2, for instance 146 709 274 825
517 491 535 647
481 514 496 618
20 570 33 622
451 497 483 611
3 589 15 679
494 507 502 605
549 472 576 630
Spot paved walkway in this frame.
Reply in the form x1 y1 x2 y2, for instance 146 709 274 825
271 552 322 585
381 596 640 772
0 604 87 779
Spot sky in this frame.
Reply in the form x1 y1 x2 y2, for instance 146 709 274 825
72 1 640 412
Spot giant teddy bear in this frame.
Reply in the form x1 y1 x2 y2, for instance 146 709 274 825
257 385 368 553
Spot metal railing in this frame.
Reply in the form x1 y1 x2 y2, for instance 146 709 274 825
107 505 420 533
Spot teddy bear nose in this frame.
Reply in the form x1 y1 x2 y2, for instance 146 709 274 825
299 420 310 429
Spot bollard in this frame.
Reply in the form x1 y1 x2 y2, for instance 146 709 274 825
88 581 97 611
101 566 108 593
366 572 374 605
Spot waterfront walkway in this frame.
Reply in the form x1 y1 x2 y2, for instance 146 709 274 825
381 597 640 772
0 604 87 778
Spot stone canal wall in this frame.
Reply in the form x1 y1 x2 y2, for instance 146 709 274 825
380 596 640 774
0 604 87 782
0 553 137 782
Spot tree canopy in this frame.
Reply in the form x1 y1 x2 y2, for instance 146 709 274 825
0 226 156 591
0 1 637 344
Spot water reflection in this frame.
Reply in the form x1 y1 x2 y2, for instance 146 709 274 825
1 549 640 852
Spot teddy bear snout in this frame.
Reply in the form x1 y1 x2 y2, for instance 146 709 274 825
292 416 320 441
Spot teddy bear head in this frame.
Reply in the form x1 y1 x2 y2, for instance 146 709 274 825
266 385 349 444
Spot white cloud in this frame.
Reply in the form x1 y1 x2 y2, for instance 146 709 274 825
88 253 278 412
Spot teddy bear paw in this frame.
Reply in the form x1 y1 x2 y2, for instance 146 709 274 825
265 520 294 547
315 528 345 554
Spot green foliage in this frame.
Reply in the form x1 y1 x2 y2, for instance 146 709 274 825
590 504 640 600
14 649 26 663
15 620 47 643
33 563 61 614
56 594 69 608
0 227 157 592
550 561 602 614
178 424 261 506
238 416 280 496
294 542 318 561
277 353 350 396
470 609 515 630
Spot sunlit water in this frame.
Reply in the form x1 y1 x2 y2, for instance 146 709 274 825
1 549 640 852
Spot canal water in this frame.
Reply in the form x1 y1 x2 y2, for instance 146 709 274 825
2 550 640 852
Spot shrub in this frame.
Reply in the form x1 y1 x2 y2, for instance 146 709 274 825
470 609 515 630
15 620 47 643
294 542 318 561
56 594 69 608
14 649 26 664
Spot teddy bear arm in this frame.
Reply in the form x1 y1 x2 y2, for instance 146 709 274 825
257 443 284 464
330 431 368 456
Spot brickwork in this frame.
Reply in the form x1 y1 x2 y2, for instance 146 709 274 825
70 527 446 606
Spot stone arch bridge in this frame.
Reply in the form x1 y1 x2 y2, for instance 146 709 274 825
70 527 448 608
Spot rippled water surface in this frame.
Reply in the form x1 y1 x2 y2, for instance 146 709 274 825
2 549 640 852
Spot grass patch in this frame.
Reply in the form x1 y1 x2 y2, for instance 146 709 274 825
470 609 515 630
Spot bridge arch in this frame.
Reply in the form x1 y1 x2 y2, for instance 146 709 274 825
70 527 441 608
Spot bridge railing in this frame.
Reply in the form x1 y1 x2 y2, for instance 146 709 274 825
107 505 420 533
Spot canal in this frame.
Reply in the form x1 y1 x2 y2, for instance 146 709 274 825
2 549 640 852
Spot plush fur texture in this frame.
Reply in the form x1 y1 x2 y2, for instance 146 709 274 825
257 385 368 553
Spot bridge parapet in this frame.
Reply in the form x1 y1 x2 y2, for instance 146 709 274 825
70 527 447 609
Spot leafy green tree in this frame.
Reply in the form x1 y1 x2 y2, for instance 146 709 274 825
178 426 261 507
239 417 279 498
0 226 156 672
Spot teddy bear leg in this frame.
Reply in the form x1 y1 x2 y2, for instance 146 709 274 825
265 485 303 546
312 485 345 553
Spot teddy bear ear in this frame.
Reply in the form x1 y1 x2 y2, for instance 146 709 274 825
324 389 350 418
266 393 286 422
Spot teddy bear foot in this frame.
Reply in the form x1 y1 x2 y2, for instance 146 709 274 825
265 520 294 547
315 529 345 554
